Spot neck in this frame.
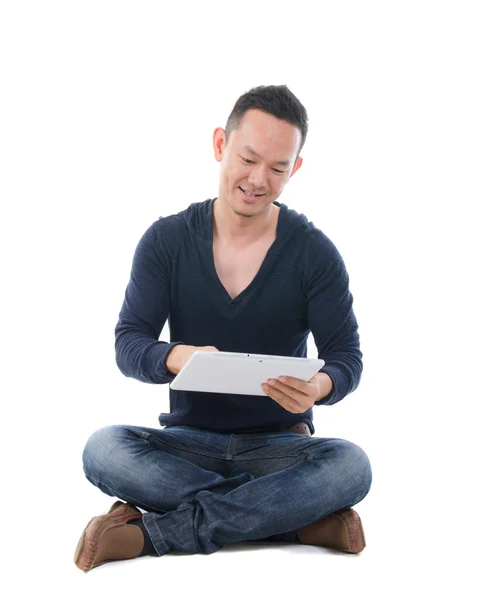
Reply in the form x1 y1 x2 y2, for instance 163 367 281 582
212 197 279 244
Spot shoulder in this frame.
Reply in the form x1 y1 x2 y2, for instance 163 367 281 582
281 202 344 266
305 225 344 268
149 197 213 247
132 199 210 273
280 205 348 291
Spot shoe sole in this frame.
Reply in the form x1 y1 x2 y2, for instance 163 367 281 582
74 501 142 571
334 509 366 553
297 508 366 553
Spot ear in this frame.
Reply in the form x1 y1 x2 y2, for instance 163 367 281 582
213 127 226 162
289 156 303 178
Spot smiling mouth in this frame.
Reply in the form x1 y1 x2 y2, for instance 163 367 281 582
239 187 264 198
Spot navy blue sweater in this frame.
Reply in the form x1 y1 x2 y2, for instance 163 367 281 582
115 198 362 434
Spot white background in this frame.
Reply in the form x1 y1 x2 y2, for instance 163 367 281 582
1 1 481 598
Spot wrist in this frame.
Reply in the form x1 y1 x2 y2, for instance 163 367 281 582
165 345 181 375
314 372 333 401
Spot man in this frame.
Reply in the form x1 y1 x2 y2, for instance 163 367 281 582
74 85 372 572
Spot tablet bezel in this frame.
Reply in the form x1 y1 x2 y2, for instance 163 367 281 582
169 351 325 396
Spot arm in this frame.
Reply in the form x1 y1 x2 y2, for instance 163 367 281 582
114 221 184 384
305 231 363 405
261 232 362 412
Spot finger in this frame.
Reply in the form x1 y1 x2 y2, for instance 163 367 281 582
266 378 310 402
277 376 312 394
262 384 299 413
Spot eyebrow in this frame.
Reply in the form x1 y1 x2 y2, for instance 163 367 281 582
242 145 291 167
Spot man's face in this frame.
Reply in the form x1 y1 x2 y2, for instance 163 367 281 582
213 109 303 218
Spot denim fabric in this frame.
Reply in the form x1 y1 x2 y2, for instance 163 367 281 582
82 424 372 556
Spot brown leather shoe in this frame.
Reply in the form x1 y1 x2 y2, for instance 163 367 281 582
296 508 366 553
74 501 145 571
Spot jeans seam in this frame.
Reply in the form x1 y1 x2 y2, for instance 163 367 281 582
233 452 307 461
146 435 225 461
146 512 170 556
235 451 310 474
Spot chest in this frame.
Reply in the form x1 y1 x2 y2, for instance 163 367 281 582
212 237 275 300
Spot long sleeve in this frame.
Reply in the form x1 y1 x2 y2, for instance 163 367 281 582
114 221 184 383
304 231 363 406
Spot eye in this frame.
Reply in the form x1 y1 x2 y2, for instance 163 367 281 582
240 155 285 174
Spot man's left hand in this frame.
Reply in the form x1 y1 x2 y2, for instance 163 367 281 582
261 372 333 414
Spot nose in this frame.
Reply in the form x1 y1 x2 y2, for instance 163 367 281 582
247 164 268 190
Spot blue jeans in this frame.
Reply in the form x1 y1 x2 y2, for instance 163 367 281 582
82 424 372 556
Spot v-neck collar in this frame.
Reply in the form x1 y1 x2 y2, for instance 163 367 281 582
205 198 287 307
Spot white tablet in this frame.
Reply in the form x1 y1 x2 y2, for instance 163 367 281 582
169 351 325 396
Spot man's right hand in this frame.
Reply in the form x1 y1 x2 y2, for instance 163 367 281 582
166 344 219 375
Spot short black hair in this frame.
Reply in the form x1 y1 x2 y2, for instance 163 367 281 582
224 84 309 157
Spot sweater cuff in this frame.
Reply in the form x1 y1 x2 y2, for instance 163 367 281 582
314 365 342 405
144 341 186 383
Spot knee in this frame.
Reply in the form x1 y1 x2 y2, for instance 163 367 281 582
313 438 372 504
82 424 130 481
338 440 372 502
